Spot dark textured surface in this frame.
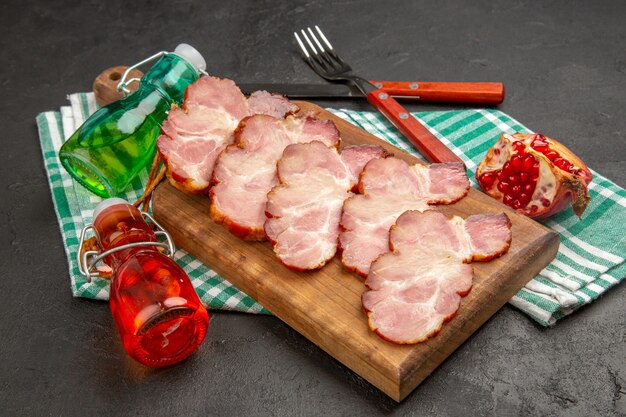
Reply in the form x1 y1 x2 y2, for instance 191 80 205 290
1 0 624 416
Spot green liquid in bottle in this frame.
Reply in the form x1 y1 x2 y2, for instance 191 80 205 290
59 51 202 197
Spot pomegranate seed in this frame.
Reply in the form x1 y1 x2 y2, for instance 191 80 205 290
520 172 529 183
555 158 572 171
503 194 514 205
524 183 534 193
509 175 518 184
511 185 521 194
479 172 496 189
497 181 510 192
531 137 549 152
540 198 551 207
502 161 512 174
510 155 523 171
494 148 501 156
544 150 559 161
520 192 529 203
497 170 506 180
512 141 525 154
529 205 539 213
575 168 589 179
522 154 536 171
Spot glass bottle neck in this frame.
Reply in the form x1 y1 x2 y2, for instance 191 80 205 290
93 204 158 269
140 53 200 105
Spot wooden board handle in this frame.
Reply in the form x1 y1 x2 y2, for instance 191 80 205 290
371 81 505 104
92 66 144 107
366 89 465 165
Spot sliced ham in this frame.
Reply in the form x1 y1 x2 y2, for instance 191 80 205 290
265 142 388 270
210 114 341 240
362 210 511 344
157 76 298 193
247 90 299 117
339 157 470 277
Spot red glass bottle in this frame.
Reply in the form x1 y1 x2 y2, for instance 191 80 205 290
91 198 209 366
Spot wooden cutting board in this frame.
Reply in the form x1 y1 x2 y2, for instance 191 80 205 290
152 102 559 401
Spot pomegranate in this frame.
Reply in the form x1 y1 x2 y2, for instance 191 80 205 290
476 133 592 219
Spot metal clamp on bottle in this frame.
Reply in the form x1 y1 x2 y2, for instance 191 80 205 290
117 46 209 95
77 211 176 281
117 51 166 95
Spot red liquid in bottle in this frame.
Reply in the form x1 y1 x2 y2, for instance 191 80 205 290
93 200 209 366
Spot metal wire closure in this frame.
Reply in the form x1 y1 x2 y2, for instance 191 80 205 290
116 51 167 95
117 50 209 96
77 212 176 282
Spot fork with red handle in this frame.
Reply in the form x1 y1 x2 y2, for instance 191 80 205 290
295 26 501 165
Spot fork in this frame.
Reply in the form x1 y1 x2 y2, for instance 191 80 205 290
295 26 464 165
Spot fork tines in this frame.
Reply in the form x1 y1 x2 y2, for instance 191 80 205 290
294 26 346 70
295 26 330 56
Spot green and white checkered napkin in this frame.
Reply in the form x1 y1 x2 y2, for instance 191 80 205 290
36 93 625 326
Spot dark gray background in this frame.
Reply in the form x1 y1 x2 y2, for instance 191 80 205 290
1 0 624 416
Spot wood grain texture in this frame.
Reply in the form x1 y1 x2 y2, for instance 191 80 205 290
370 81 505 104
92 66 143 107
366 90 465 164
152 102 559 401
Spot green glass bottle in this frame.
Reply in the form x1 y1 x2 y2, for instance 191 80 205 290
59 44 206 197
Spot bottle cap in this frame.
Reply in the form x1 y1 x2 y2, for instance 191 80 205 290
174 44 207 75
93 197 130 219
